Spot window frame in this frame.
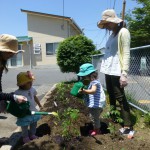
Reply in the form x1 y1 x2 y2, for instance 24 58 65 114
46 42 59 56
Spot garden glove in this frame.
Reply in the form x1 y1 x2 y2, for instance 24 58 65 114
13 94 28 103
120 74 128 88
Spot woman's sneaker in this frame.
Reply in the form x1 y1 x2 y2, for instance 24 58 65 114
127 130 135 139
23 137 31 143
119 127 133 135
119 127 125 133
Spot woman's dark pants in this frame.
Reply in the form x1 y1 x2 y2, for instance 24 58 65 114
105 74 132 127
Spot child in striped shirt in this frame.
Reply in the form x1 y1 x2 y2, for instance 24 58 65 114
77 63 106 136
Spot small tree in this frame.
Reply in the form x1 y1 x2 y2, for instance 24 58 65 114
57 34 99 73
126 0 150 47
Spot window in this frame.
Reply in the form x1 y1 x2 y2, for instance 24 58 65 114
8 48 23 67
33 44 41 54
46 43 59 55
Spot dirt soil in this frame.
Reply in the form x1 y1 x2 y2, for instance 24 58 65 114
13 83 150 150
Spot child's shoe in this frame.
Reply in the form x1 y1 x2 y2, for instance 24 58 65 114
23 137 31 143
90 130 97 136
89 129 101 136
30 135 38 140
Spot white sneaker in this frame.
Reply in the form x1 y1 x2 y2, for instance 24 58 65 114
119 128 125 133
119 128 131 135
127 130 135 139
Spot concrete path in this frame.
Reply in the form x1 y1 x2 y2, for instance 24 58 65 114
0 65 76 149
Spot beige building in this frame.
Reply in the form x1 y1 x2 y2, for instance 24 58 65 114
8 9 82 67
7 36 32 68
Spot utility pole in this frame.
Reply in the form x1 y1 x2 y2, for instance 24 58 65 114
122 0 126 21
27 41 32 69
61 0 65 30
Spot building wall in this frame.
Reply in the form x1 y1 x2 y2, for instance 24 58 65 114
21 41 37 66
27 14 80 65
70 25 80 36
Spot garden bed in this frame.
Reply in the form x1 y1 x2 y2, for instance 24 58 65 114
14 82 150 150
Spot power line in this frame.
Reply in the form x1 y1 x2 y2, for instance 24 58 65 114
110 0 111 9
61 0 65 30
107 0 109 9
84 28 99 31
96 31 108 48
63 0 64 17
106 0 116 9
113 0 116 9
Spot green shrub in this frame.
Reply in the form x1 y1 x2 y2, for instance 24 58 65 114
143 112 150 127
57 34 98 73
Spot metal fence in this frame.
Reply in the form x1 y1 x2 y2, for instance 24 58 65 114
92 45 150 113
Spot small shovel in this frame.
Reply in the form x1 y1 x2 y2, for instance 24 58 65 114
31 111 58 117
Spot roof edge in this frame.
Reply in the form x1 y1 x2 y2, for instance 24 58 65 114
21 9 83 33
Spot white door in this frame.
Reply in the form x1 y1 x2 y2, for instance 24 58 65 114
7 52 23 67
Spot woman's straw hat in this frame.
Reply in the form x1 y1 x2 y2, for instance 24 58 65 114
0 34 24 53
97 9 123 29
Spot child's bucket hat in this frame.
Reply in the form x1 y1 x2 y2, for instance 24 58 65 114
17 71 35 86
0 34 24 53
77 63 96 76
97 9 123 29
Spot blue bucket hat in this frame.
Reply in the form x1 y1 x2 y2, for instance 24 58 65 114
77 63 96 76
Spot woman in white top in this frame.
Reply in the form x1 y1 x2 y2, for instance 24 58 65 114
97 9 132 134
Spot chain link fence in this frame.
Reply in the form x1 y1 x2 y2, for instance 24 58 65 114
92 45 150 113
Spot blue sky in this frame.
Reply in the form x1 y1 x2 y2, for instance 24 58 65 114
0 0 139 49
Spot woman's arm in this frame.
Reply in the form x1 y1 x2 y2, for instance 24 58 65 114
0 92 27 103
119 28 131 76
0 92 15 101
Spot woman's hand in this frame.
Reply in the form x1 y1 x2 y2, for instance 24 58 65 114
120 74 128 88
14 95 28 103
